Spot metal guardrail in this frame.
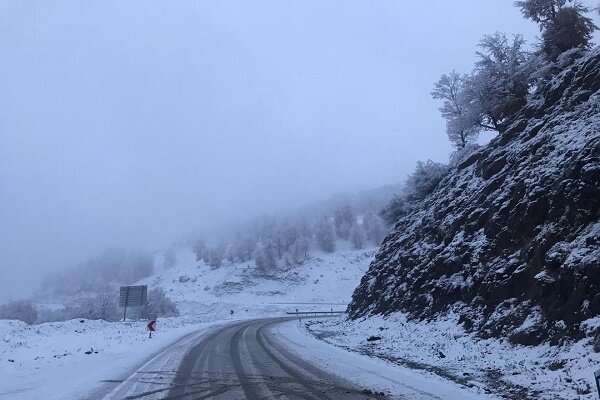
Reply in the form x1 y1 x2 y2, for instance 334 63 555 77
286 310 345 316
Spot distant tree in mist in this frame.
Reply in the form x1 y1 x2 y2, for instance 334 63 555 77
333 204 354 240
291 235 310 262
207 247 223 268
40 248 153 297
315 218 336 253
350 223 367 250
363 212 386 245
254 239 277 272
192 240 205 262
0 300 38 325
163 248 177 268
144 287 179 317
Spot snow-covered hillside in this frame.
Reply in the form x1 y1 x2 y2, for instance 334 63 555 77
140 247 376 317
0 246 376 399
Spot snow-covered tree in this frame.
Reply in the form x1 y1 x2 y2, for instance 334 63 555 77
515 0 597 60
333 204 354 240
192 240 205 262
363 212 386 245
315 218 336 253
431 71 480 149
291 235 310 262
224 243 237 263
541 5 597 60
470 33 532 133
163 248 177 268
71 289 120 321
207 247 223 268
380 195 409 227
144 287 179 317
405 160 449 202
254 239 276 271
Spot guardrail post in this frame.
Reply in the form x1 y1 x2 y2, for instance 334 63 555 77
595 369 600 398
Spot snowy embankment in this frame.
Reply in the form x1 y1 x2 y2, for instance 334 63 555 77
277 319 498 399
0 317 223 400
304 314 600 400
0 246 375 399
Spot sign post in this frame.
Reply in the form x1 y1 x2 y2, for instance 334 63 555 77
119 285 148 321
147 319 156 338
594 369 600 398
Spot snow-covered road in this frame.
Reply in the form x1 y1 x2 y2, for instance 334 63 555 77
96 317 494 400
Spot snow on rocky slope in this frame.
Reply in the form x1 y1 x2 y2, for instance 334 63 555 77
350 48 600 346
305 313 600 399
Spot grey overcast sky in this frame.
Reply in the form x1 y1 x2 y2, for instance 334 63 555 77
0 1 598 299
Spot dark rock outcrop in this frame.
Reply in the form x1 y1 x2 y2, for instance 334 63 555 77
349 49 600 345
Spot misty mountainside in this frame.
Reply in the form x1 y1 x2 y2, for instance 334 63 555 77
137 246 376 317
35 184 396 305
349 48 600 346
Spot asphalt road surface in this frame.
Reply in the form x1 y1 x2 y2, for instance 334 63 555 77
101 317 390 400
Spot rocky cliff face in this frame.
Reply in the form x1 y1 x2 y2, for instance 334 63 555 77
349 49 600 345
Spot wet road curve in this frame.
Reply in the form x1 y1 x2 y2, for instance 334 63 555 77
164 318 381 400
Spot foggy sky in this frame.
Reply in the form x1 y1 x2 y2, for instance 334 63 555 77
1 1 597 300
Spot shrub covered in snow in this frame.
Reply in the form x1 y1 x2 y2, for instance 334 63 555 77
143 287 179 318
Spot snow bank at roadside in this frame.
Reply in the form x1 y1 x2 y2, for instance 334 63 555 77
304 313 600 400
276 318 498 399
0 317 220 400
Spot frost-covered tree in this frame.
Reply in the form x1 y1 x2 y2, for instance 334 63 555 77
192 240 205 262
333 204 354 240
380 195 409 227
144 288 179 317
72 289 120 321
236 235 256 262
350 223 367 249
291 235 310 262
254 239 277 271
515 0 597 60
163 248 177 268
470 33 532 132
207 247 223 268
541 5 597 60
315 218 336 253
363 212 386 245
431 71 480 149
405 160 449 202
0 300 38 325
224 244 237 263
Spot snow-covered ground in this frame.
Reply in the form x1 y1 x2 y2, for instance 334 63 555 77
4 245 595 400
0 246 376 399
304 313 600 400
0 317 224 400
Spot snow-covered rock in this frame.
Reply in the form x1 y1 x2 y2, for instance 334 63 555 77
349 48 600 345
